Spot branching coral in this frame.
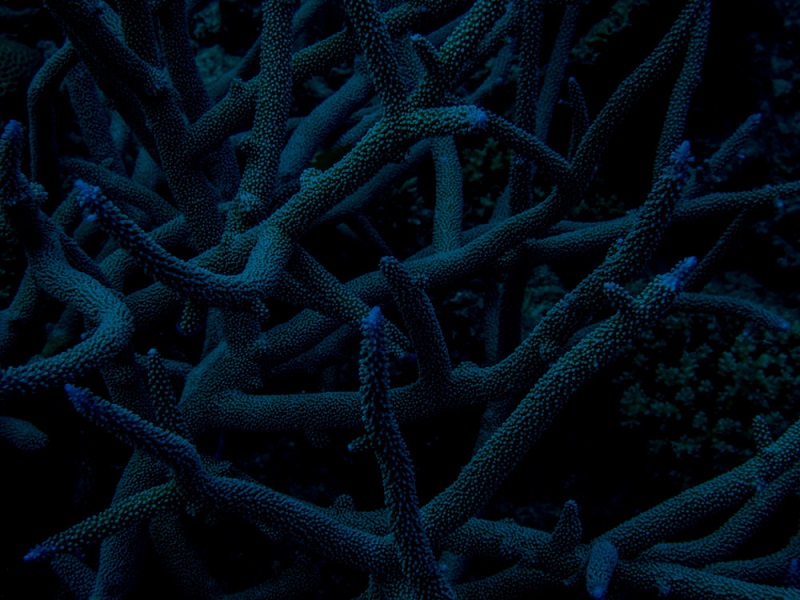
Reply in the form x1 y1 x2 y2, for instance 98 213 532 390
1 0 800 598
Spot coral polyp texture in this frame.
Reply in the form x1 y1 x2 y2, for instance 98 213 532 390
2 0 800 598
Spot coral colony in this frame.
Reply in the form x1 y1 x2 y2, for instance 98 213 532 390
2 0 800 598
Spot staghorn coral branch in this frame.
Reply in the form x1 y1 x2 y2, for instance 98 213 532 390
3 0 800 597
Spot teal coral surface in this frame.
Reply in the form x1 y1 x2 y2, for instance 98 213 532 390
2 0 800 598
